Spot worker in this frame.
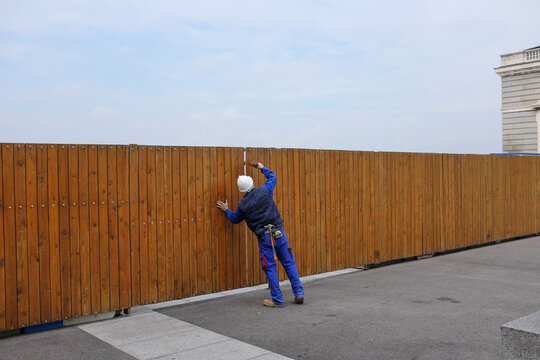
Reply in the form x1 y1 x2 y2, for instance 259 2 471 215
216 162 304 307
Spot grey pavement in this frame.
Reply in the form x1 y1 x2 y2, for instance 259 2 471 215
1 236 539 360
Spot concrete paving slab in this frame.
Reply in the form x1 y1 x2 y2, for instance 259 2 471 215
115 329 228 359
80 312 193 346
157 236 540 360
151 338 279 360
80 310 290 360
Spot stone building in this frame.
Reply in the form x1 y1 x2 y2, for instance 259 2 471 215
495 46 540 153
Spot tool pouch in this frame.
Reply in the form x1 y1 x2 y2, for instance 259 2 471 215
264 224 283 239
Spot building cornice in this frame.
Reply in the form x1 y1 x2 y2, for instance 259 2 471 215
494 61 540 77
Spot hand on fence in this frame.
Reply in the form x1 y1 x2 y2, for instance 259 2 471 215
248 161 263 170
216 199 228 211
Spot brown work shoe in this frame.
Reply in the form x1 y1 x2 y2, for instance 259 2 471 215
294 296 304 304
263 299 283 307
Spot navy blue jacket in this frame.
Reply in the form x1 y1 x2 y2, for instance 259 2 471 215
225 167 283 238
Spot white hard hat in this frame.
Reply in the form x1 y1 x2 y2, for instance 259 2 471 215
237 175 254 193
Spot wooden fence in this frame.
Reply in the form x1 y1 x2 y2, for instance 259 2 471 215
0 143 538 331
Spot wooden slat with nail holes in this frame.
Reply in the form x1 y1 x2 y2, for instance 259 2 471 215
311 149 318 272
194 148 205 294
202 148 213 291
186 148 197 295
78 145 90 317
129 145 140 305
164 147 174 301
317 150 325 271
155 146 166 302
209 147 218 292
68 145 81 318
48 145 61 321
179 147 189 297
147 146 158 303
0 144 4 330
107 146 120 310
58 145 71 321
117 145 130 309
97 145 109 311
3 144 17 330
171 147 181 298
26 145 40 326
138 146 149 304
14 144 29 328
88 145 100 314
223 148 232 290
216 148 226 292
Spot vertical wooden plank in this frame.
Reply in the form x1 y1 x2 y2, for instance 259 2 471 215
36 145 51 324
172 147 181 298
317 150 325 271
116 146 131 309
166 147 175 300
164 147 174 301
0 144 4 331
202 148 213 291
68 145 81 318
216 148 226 291
178 147 189 296
147 146 158 303
87 145 100 314
138 146 149 304
107 146 119 310
58 144 71 320
155 146 166 302
97 145 109 311
3 144 17 329
47 145 61 321
25 145 40 326
209 147 219 291
326 150 335 268
373 152 381 264
388 153 397 262
129 145 140 305
14 144 29 327
291 149 301 273
78 145 90 316
311 150 318 272
299 149 307 274
353 151 361 266
344 151 352 267
187 147 198 294
395 152 404 260
194 148 205 294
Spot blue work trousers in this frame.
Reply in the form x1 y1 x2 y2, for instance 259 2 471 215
258 228 304 305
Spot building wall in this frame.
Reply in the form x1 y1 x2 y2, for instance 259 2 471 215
495 47 540 153
502 111 536 152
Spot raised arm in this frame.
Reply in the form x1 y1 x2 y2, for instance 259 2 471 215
248 161 277 196
261 167 277 196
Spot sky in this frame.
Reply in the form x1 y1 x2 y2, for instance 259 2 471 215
1 1 540 154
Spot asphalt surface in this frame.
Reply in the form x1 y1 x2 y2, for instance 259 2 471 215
158 236 540 360
0 236 539 360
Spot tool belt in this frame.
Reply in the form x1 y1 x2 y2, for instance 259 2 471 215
263 224 283 239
